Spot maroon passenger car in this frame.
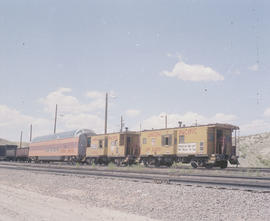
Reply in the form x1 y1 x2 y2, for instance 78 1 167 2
16 147 29 161
29 129 95 162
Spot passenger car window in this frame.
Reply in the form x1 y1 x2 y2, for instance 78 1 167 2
87 137 91 147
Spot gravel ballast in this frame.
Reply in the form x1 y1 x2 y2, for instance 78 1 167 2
0 169 269 221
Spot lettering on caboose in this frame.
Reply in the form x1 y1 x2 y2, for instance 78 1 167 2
108 135 118 141
178 128 197 136
147 132 161 137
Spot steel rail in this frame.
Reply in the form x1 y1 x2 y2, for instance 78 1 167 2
1 161 270 173
0 164 270 192
0 161 269 181
189 167 270 173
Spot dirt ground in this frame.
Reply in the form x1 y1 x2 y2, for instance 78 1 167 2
0 177 155 221
0 168 269 221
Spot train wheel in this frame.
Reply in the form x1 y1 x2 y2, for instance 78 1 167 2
86 158 92 165
154 159 161 168
220 161 228 169
205 164 213 169
116 159 121 167
191 161 198 168
143 159 148 167
166 162 173 167
103 160 109 166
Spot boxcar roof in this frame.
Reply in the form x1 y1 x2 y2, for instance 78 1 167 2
0 145 17 148
141 123 239 132
32 129 95 143
90 131 139 137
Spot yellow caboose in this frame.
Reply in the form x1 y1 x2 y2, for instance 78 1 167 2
86 131 140 165
139 123 239 168
139 128 177 166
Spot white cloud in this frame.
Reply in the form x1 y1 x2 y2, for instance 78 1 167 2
0 88 111 141
60 113 104 133
162 59 224 82
0 105 31 127
264 108 270 117
125 109 141 117
232 69 240 75
86 90 116 99
37 88 108 135
85 91 104 99
140 112 237 130
40 88 82 114
39 88 105 114
248 64 259 71
0 105 51 141
211 113 237 123
240 120 270 135
263 107 270 117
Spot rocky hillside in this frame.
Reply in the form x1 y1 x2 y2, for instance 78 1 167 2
0 138 14 145
238 132 270 167
0 138 29 147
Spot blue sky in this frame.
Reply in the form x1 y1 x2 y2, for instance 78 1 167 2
0 0 269 141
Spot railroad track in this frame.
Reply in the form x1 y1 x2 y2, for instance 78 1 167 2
1 161 270 170
1 161 270 181
185 167 270 173
1 161 270 177
0 162 270 193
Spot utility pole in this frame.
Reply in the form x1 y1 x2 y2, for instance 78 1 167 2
160 114 168 129
104 93 108 134
120 115 124 132
29 124 32 142
19 131 23 148
54 104 58 134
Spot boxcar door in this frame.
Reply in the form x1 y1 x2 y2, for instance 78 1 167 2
126 136 131 156
173 130 177 155
216 129 223 154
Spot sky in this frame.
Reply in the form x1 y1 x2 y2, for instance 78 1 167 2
0 0 270 141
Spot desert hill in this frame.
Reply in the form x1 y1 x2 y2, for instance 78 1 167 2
238 132 270 167
0 138 29 147
0 138 15 145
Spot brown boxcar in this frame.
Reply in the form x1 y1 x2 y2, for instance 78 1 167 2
139 129 176 166
86 131 140 165
139 123 239 168
85 134 108 164
29 129 95 162
0 145 17 160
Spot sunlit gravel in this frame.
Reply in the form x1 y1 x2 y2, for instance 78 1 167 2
0 169 269 221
